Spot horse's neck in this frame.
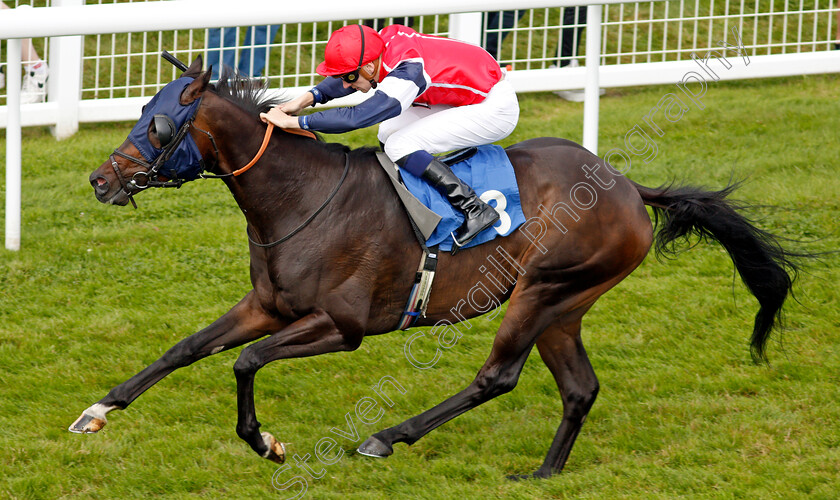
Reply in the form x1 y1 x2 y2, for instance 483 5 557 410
197 95 411 258
201 102 350 236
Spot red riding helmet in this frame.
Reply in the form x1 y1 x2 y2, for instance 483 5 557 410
316 24 385 77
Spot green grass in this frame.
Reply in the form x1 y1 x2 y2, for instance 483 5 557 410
1 74 839 499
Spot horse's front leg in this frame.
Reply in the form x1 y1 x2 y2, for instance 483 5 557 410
69 291 284 434
232 309 363 463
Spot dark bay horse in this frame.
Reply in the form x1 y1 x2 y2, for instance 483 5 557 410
75 57 801 478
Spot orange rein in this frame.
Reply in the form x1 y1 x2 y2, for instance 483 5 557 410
231 124 317 177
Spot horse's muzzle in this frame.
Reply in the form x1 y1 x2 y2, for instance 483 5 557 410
89 172 130 206
90 173 109 196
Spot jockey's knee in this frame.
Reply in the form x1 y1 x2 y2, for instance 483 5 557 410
395 150 434 177
382 134 414 163
383 133 424 164
377 121 397 147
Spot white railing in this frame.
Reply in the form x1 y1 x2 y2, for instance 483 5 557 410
2 0 840 250
3 1 838 130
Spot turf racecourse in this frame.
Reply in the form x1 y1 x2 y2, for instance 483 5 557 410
1 74 838 499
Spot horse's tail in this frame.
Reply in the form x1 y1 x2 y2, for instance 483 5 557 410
633 181 803 363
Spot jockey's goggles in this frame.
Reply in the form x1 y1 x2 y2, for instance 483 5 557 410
337 69 362 84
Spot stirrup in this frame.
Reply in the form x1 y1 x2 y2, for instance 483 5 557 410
449 211 499 255
450 232 466 255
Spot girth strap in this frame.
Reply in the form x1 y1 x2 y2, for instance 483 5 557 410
398 248 439 330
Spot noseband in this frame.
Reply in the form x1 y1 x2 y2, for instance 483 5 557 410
108 153 139 209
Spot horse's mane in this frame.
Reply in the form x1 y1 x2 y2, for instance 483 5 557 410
211 67 286 116
209 67 380 158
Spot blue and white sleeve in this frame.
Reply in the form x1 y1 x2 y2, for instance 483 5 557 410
298 91 403 133
298 61 428 134
375 60 428 111
308 77 356 105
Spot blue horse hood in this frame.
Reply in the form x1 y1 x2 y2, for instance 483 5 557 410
127 76 204 181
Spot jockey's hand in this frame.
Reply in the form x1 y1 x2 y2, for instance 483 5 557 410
260 107 300 129
277 92 315 115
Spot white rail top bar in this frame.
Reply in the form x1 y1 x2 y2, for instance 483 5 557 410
0 0 646 39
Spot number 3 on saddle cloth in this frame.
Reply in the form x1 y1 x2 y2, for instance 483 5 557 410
377 145 527 330
396 144 526 251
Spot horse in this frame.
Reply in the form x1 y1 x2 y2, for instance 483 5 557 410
75 56 802 479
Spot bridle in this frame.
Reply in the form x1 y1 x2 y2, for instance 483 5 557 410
108 97 218 208
108 65 346 248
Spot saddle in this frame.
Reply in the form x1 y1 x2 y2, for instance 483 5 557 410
376 147 476 330
375 147 478 241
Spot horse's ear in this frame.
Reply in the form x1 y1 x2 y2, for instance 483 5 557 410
182 55 203 78
180 69 212 105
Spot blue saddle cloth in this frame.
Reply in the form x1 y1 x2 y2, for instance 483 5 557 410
400 145 526 251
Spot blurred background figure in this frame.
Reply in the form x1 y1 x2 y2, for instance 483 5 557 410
551 6 605 102
483 7 601 102
205 25 280 80
835 0 839 49
362 17 414 30
556 6 587 69
483 10 525 63
1 2 49 104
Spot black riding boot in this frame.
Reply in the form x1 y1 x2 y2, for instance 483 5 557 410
421 159 500 254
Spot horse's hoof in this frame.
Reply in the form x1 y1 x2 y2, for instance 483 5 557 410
261 432 286 464
506 470 552 481
357 435 393 458
68 412 106 434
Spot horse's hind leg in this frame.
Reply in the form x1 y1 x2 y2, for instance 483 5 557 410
522 318 598 479
358 289 548 458
69 291 282 434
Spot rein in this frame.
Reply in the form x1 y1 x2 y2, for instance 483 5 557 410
112 104 315 190
231 124 316 177
246 151 350 248
231 123 274 176
200 124 317 179
202 120 343 248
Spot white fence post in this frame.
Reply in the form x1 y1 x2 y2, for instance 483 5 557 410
48 0 83 139
5 39 22 251
582 4 601 155
448 12 483 45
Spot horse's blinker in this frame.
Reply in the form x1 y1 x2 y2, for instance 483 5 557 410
153 114 178 148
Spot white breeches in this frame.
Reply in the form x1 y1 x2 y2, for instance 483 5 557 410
378 78 520 162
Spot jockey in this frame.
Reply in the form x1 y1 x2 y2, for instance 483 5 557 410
261 24 520 252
